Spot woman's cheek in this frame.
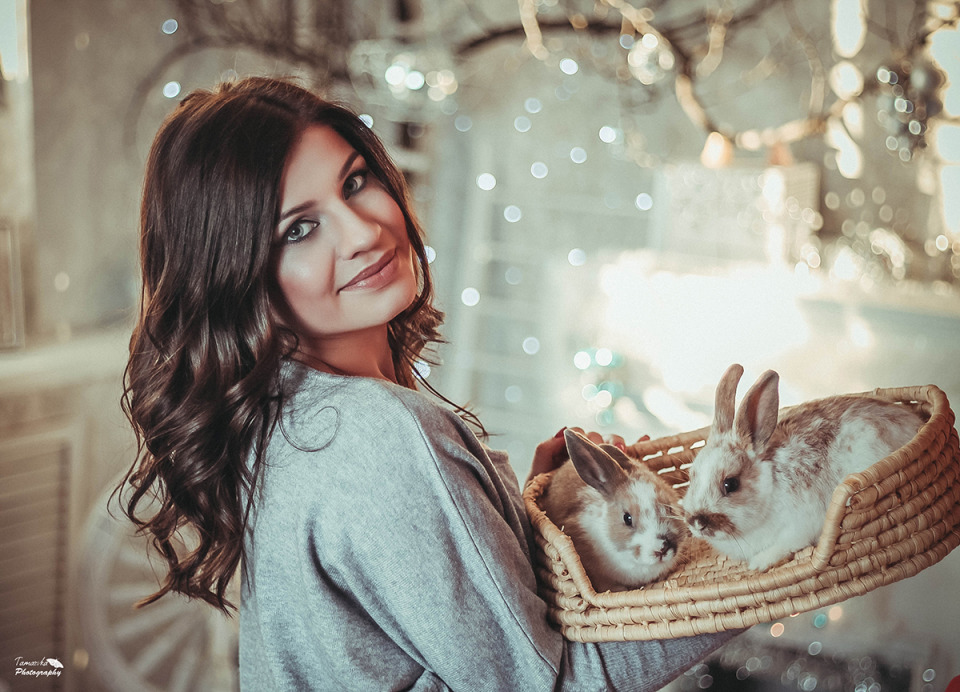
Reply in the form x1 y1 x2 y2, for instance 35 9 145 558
276 248 336 313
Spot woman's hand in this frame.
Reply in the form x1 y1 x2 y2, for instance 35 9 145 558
525 427 638 486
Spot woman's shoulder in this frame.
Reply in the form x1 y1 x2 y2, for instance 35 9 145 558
281 360 452 416
260 363 501 523
276 361 468 453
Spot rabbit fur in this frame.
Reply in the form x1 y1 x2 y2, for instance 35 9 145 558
542 429 689 591
683 364 923 571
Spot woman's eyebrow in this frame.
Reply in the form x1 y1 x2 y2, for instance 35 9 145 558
279 200 315 223
339 151 361 180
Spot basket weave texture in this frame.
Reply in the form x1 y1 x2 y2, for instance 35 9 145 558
523 384 960 642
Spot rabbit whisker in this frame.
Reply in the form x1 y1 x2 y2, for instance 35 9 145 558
662 506 685 522
731 535 753 564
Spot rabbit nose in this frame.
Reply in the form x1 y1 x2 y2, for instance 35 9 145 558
688 513 711 533
654 535 677 560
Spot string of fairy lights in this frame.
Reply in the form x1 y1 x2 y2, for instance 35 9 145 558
509 0 960 290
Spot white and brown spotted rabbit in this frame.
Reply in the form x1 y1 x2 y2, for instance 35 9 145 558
683 364 923 571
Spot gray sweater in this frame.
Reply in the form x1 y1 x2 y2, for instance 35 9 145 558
239 363 737 691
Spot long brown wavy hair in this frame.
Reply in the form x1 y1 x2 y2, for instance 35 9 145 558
116 77 474 613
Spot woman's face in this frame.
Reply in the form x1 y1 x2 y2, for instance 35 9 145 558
273 125 418 349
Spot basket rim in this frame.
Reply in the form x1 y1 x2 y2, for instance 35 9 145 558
523 383 960 639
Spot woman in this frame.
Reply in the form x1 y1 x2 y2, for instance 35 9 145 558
118 76 738 691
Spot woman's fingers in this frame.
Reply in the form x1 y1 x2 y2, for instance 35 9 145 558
601 433 627 451
565 426 604 445
567 427 627 450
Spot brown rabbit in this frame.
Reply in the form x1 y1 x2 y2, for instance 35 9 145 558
542 429 689 591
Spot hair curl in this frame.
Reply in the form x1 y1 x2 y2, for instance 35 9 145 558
116 77 474 613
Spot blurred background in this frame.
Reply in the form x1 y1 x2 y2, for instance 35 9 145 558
1 0 959 690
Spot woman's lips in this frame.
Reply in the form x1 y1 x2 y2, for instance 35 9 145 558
339 250 398 292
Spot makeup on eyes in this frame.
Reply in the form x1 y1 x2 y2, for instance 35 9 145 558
282 218 321 244
342 167 369 199
276 152 372 245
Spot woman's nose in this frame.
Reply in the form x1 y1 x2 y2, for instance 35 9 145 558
333 205 380 259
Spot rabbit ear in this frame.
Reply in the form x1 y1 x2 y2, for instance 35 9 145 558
564 429 628 498
734 370 780 450
600 443 637 472
713 364 745 434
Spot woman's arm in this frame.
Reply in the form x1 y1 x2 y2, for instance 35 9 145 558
307 382 740 691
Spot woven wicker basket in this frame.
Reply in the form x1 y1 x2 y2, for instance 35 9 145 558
523 384 960 642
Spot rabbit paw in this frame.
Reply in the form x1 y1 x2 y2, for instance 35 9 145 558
747 548 792 572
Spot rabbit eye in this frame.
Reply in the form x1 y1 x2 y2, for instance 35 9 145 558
722 477 740 495
623 512 633 527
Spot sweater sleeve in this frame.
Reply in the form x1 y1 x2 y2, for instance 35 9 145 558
301 380 739 691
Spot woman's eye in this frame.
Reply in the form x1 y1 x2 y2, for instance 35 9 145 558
623 512 633 527
343 170 368 198
284 219 319 244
